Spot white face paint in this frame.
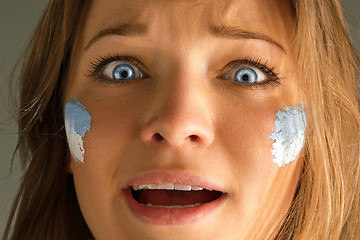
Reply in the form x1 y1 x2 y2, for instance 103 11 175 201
64 98 92 163
269 104 306 167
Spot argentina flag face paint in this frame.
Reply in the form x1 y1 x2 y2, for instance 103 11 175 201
269 104 306 167
64 97 92 163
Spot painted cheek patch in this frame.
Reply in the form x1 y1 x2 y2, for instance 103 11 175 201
269 104 306 167
64 98 92 163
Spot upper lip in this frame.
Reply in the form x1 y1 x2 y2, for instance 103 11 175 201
124 171 226 193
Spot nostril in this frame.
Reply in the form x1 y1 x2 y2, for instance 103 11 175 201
151 133 199 143
189 135 199 142
152 133 164 142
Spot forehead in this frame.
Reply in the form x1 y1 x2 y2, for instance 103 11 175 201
81 0 295 49
86 0 294 22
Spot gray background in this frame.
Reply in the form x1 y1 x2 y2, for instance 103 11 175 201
0 0 359 235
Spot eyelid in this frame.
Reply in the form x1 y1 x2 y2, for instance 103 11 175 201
225 64 267 82
217 58 281 82
88 54 150 82
103 61 144 79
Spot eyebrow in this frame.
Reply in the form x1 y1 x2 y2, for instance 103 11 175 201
83 23 286 53
83 23 148 51
210 25 286 53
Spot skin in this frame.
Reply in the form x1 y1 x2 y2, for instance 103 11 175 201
65 0 303 239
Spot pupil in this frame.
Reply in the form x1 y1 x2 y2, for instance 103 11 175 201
121 71 129 78
242 74 249 81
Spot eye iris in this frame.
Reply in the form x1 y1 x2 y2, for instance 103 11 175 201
113 64 135 80
235 68 257 83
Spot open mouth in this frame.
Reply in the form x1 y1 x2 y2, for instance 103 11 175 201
130 183 223 208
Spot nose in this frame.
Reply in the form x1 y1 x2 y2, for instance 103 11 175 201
140 65 215 148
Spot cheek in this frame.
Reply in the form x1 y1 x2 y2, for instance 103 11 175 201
67 100 137 233
77 99 142 173
218 103 277 183
220 102 306 171
64 96 135 190
218 102 305 201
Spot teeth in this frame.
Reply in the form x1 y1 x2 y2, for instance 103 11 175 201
174 184 191 191
161 183 175 190
132 183 204 191
145 203 201 208
184 203 201 207
191 185 204 191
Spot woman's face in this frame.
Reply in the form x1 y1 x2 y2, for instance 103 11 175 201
65 0 303 239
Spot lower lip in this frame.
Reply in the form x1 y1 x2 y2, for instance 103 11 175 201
123 189 227 225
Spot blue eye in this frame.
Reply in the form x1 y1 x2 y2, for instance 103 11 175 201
103 61 143 80
235 67 257 83
113 64 135 80
225 65 267 84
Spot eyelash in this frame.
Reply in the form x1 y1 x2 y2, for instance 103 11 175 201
217 57 281 89
87 53 146 84
87 54 282 88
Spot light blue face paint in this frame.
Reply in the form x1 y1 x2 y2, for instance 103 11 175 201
269 104 306 167
64 97 92 163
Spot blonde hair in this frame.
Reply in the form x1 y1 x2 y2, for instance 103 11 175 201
2 0 360 239
278 0 360 239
